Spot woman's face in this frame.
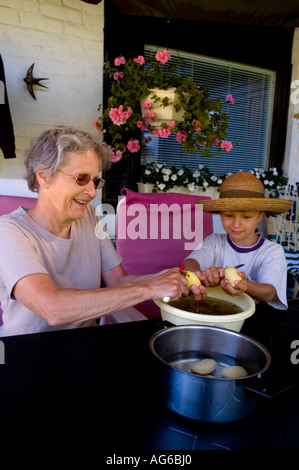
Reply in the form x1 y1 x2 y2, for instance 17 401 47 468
220 211 262 246
45 149 100 223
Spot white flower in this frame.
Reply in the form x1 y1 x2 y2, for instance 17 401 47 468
193 171 201 177
163 175 170 181
162 168 171 175
217 179 223 185
145 170 151 175
203 181 209 187
187 182 197 192
198 164 204 170
157 183 166 190
156 164 163 169
268 181 274 186
171 175 177 181
211 175 217 181
178 169 184 176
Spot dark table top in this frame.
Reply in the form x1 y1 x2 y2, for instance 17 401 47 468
1 300 299 454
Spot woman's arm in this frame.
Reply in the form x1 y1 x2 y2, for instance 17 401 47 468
13 265 188 326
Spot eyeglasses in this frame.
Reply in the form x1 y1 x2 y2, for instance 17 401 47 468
58 170 105 189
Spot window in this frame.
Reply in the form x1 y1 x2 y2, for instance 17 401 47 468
141 45 276 176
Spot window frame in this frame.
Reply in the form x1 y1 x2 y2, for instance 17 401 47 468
103 1 293 207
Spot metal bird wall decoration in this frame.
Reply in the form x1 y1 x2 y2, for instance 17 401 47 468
23 63 48 100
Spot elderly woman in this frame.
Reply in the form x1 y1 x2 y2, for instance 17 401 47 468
0 126 189 336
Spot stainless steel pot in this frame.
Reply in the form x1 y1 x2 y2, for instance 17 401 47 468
149 325 271 423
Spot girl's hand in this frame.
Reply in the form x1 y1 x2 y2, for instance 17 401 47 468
199 266 225 287
220 272 247 296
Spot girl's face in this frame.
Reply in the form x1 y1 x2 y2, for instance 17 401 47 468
220 211 262 246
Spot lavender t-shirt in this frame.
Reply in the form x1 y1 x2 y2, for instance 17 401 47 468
0 204 122 336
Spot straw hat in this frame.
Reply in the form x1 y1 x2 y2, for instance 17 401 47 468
196 171 293 216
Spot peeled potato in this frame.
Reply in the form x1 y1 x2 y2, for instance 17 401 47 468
191 358 217 376
221 365 248 378
184 270 201 290
224 267 242 287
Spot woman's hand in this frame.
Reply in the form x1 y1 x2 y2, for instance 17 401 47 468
144 268 190 301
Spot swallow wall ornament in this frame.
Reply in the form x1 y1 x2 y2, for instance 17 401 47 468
23 63 48 100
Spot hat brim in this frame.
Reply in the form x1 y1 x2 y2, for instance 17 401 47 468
196 197 294 216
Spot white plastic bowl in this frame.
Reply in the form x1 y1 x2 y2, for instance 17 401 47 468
155 286 256 332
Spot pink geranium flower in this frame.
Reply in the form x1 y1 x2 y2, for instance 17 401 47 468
226 94 235 104
144 110 158 122
142 101 152 110
137 120 147 131
110 148 123 162
155 48 171 64
92 120 106 134
127 139 140 153
109 105 132 125
192 119 201 131
168 121 176 128
114 56 125 66
113 71 124 80
133 55 145 65
158 128 171 138
175 130 187 143
220 141 233 152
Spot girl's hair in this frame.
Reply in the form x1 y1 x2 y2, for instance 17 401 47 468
25 125 111 192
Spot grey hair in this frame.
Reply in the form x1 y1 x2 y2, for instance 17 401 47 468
25 125 111 192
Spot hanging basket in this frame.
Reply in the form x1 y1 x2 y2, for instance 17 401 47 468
140 87 185 127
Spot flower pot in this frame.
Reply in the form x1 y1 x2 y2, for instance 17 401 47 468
140 87 185 127
137 182 155 193
165 185 219 199
137 183 220 199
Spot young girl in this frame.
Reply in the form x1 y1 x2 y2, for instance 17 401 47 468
184 171 293 310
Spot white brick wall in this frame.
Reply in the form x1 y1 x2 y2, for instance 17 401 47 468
0 1 298 183
0 0 104 179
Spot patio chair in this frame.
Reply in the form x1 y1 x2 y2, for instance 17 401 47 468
116 188 213 319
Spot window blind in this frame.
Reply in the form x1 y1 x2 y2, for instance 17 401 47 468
141 45 276 176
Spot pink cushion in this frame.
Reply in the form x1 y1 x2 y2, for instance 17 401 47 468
116 188 213 319
0 195 37 325
0 195 36 217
